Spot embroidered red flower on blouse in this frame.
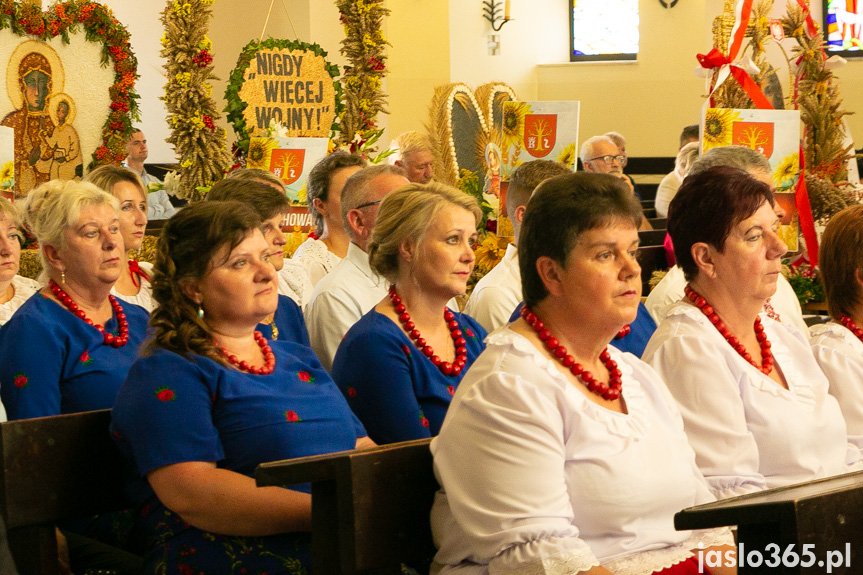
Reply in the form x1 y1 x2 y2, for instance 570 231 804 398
79 350 93 365
13 372 28 388
447 385 455 396
401 344 412 358
297 371 315 383
155 386 176 402
465 328 476 339
419 411 429 428
347 387 357 398
285 410 300 422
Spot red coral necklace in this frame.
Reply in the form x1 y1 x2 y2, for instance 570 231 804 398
684 284 774 375
49 279 129 348
520 305 622 400
390 286 467 377
840 315 863 343
217 331 276 375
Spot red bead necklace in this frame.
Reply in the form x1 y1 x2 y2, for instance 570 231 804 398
684 284 774 375
839 315 863 343
49 279 130 348
217 330 276 375
615 324 631 339
389 286 467 377
520 305 622 401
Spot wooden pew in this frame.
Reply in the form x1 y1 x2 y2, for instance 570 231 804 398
0 410 126 575
256 438 437 574
676 471 863 574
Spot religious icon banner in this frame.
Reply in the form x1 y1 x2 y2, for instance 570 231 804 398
701 107 802 252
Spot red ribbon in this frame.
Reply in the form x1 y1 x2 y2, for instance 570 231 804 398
697 48 774 110
794 143 818 267
795 0 819 39
128 259 150 289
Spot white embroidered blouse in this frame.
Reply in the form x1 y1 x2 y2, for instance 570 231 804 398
430 328 732 575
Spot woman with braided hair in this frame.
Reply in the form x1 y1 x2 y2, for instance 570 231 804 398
110 200 373 574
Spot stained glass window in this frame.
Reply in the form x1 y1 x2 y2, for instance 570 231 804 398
570 0 639 62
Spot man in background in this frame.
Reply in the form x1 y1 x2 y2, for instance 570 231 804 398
123 129 176 220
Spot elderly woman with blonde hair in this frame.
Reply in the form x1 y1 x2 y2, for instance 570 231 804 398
0 180 149 420
0 198 39 328
85 164 153 311
331 182 487 444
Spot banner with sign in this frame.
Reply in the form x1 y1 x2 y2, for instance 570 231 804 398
496 101 579 236
701 107 802 251
246 136 328 211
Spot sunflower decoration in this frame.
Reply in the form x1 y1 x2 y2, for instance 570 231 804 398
702 108 740 150
281 229 308 259
556 143 577 170
246 138 280 170
0 161 13 190
772 153 799 191
501 102 531 167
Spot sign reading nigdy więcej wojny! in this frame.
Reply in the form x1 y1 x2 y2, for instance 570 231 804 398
238 48 336 138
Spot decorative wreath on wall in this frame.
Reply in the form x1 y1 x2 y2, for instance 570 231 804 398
224 38 342 160
0 0 140 169
334 0 389 152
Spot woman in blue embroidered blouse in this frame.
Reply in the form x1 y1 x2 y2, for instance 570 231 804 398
0 180 149 420
111 201 373 574
332 183 487 444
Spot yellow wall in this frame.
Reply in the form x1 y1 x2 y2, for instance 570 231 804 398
383 0 451 143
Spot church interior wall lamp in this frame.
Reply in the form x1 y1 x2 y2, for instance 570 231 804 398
482 0 511 32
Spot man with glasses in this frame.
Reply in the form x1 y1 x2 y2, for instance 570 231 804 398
305 164 409 370
579 135 635 196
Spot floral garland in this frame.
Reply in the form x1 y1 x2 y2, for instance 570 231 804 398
160 0 230 201
223 37 342 161
0 0 140 169
334 0 389 152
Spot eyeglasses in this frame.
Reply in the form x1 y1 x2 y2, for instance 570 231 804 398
354 199 382 210
587 154 626 166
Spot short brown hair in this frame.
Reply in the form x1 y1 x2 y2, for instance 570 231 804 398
519 172 642 307
206 178 289 221
668 166 774 282
820 204 863 320
506 160 571 222
369 182 481 284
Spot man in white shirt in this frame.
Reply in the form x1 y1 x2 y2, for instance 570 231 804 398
645 145 808 334
305 164 409 370
464 160 570 332
123 129 176 220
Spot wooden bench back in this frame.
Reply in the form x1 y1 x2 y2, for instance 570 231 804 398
257 438 437 574
0 410 126 575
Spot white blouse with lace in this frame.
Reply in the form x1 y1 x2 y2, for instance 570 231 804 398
0 275 40 326
643 301 859 500
111 261 155 313
290 237 342 287
809 321 863 449
430 328 732 575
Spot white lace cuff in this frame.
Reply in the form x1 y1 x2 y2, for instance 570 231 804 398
490 541 600 575
602 528 733 575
